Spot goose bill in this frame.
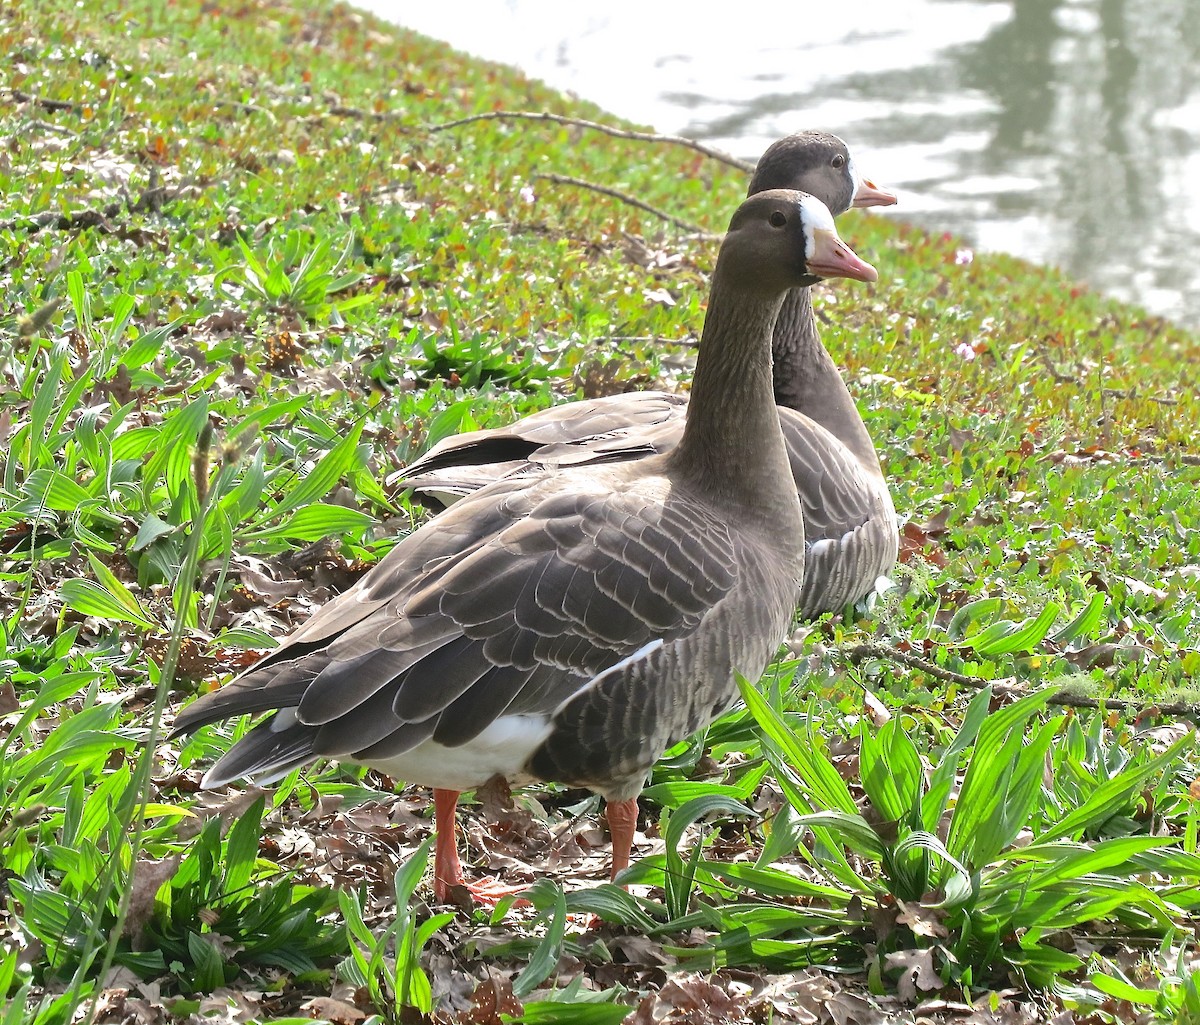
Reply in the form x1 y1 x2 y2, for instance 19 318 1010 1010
807 230 878 283
852 178 898 208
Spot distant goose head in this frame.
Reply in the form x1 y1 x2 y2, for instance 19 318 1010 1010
719 189 878 293
748 131 898 215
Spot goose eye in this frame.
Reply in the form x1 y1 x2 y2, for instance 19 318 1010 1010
769 211 787 228
831 153 846 169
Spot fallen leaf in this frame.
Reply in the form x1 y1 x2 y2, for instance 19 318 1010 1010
895 900 949 939
898 522 949 569
461 976 522 1024
885 948 941 1003
123 856 180 944
301 997 366 1024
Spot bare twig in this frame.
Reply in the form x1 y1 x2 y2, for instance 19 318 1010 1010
324 103 402 122
534 172 717 236
0 181 196 233
211 99 279 123
844 642 1200 719
4 87 83 115
846 643 981 687
427 109 753 172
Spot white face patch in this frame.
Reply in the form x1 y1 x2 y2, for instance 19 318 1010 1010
846 154 861 197
797 193 838 263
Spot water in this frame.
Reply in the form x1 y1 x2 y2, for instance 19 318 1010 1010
356 0 1200 327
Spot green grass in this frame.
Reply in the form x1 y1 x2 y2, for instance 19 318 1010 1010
1 0 1199 1022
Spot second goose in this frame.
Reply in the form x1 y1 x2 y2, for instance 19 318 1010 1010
399 131 900 618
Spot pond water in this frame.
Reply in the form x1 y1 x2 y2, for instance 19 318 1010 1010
357 0 1200 327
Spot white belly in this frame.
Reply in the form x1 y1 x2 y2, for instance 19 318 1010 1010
355 713 554 792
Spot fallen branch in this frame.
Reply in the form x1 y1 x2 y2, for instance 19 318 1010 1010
844 642 1200 719
4 87 83 115
0 180 197 233
534 172 716 236
427 109 753 172
211 99 279 123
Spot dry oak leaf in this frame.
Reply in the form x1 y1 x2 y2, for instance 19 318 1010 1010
123 856 181 945
895 899 950 939
302 997 367 1024
885 947 942 1003
461 976 522 1025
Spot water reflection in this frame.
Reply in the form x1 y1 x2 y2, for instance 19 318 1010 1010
358 0 1200 326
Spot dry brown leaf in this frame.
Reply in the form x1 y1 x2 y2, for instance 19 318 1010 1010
885 948 942 1003
302 996 367 1024
862 687 891 727
898 521 950 569
895 900 949 939
0 680 18 715
461 976 522 1024
123 856 180 944
654 975 746 1021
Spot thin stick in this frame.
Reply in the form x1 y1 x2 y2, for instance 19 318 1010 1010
844 642 1200 719
4 87 83 114
427 109 754 172
534 172 717 236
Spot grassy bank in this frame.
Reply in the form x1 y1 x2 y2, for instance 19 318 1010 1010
2 0 1199 1022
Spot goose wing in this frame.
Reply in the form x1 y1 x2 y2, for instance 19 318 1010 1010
399 393 895 615
398 392 687 505
777 407 898 615
173 465 744 789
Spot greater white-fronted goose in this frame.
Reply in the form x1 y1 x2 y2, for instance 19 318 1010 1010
399 132 900 618
172 190 878 902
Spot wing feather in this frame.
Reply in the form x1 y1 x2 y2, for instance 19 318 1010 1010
177 466 744 788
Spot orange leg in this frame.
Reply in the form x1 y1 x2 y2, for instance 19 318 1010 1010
433 787 465 902
606 797 639 880
431 787 531 906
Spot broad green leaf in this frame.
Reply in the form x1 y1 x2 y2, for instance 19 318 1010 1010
223 796 265 896
946 596 1004 639
24 351 64 470
118 319 182 370
1039 733 1194 843
394 834 434 906
59 580 157 630
85 550 156 626
924 685 995 831
242 502 373 543
1089 973 1161 1005
514 1001 635 1025
737 676 857 815
562 883 662 930
255 421 365 522
971 601 1061 656
663 794 753 856
20 468 92 513
133 513 175 551
699 861 851 902
944 690 1058 867
186 932 227 991
791 811 886 859
642 765 767 809
1051 592 1107 644
859 718 924 826
511 879 567 998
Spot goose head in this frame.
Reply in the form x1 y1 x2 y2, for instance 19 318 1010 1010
748 131 898 215
719 189 879 294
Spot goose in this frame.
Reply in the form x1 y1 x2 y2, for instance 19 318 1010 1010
398 132 900 618
171 190 878 903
